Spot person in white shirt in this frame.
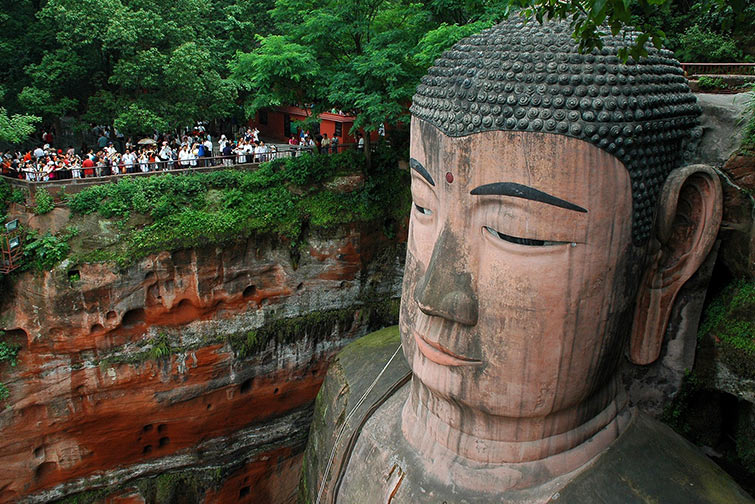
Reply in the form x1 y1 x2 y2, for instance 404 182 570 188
159 142 172 170
203 138 213 165
178 145 190 168
244 141 255 163
123 150 135 173
235 140 247 164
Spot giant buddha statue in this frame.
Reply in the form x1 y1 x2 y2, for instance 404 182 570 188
300 18 753 504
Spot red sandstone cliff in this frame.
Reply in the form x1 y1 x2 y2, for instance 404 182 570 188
0 223 405 503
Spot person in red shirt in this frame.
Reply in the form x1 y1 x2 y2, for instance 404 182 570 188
81 157 95 178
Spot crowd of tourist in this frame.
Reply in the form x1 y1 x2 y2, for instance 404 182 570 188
0 126 341 182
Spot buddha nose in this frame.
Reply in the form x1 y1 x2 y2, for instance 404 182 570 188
413 226 479 326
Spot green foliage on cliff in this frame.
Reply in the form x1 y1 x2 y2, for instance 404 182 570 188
32 188 54 215
0 330 20 403
0 179 26 221
698 278 755 379
21 226 78 272
64 149 410 267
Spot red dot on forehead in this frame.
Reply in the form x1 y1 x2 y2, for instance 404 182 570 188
446 172 454 183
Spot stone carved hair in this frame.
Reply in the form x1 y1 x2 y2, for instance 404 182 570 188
410 19 701 244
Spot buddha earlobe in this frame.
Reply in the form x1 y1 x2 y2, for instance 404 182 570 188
629 165 723 365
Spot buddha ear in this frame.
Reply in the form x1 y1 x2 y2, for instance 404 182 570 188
629 165 723 365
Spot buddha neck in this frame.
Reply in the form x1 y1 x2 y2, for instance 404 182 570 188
401 374 629 488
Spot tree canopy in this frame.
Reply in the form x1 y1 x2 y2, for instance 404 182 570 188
0 0 752 144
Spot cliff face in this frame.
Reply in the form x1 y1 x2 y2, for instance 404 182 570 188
0 222 405 503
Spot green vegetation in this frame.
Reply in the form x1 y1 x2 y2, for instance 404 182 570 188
227 300 400 359
96 299 399 368
0 330 21 403
54 468 226 504
3 0 752 147
61 150 409 268
661 371 755 483
0 179 26 221
21 226 78 272
98 332 176 368
675 25 745 62
697 76 729 90
33 188 54 215
0 107 40 144
698 278 755 379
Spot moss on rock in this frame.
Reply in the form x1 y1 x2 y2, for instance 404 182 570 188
698 279 755 379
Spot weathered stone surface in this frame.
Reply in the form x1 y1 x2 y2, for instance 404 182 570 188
624 242 719 416
299 326 407 504
719 154 755 278
696 93 753 167
0 220 406 503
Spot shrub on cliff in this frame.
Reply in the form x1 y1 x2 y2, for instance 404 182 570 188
32 188 54 215
0 179 26 221
21 228 74 272
698 278 755 379
0 330 20 403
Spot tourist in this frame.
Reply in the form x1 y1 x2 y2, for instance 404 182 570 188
222 141 234 166
321 133 330 154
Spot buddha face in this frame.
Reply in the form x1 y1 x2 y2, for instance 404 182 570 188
400 117 644 418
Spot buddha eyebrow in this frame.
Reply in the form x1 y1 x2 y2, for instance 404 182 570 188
470 182 587 213
409 158 435 186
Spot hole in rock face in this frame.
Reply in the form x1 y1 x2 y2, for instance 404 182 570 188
158 424 167 433
243 285 257 299
143 424 153 433
4 328 27 340
144 271 156 282
158 436 170 448
274 388 279 394
296 282 304 291
240 378 252 394
106 311 117 320
143 445 152 454
239 486 250 498
339 281 347 289
34 462 57 480
67 269 80 281
34 446 43 458
207 403 212 410
90 324 104 334
122 308 146 327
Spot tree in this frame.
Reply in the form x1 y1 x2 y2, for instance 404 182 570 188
0 108 41 144
231 0 511 164
0 0 279 140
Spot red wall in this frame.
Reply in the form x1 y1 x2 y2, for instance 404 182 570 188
250 109 382 146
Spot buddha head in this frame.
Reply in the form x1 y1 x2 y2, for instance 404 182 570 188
400 19 722 432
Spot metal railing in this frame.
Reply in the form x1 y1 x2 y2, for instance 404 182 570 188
681 62 755 76
0 143 366 184
0 144 365 198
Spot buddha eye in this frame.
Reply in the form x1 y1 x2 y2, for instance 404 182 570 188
414 203 433 216
484 226 574 247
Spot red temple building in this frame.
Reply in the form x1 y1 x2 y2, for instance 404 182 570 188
251 106 382 144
